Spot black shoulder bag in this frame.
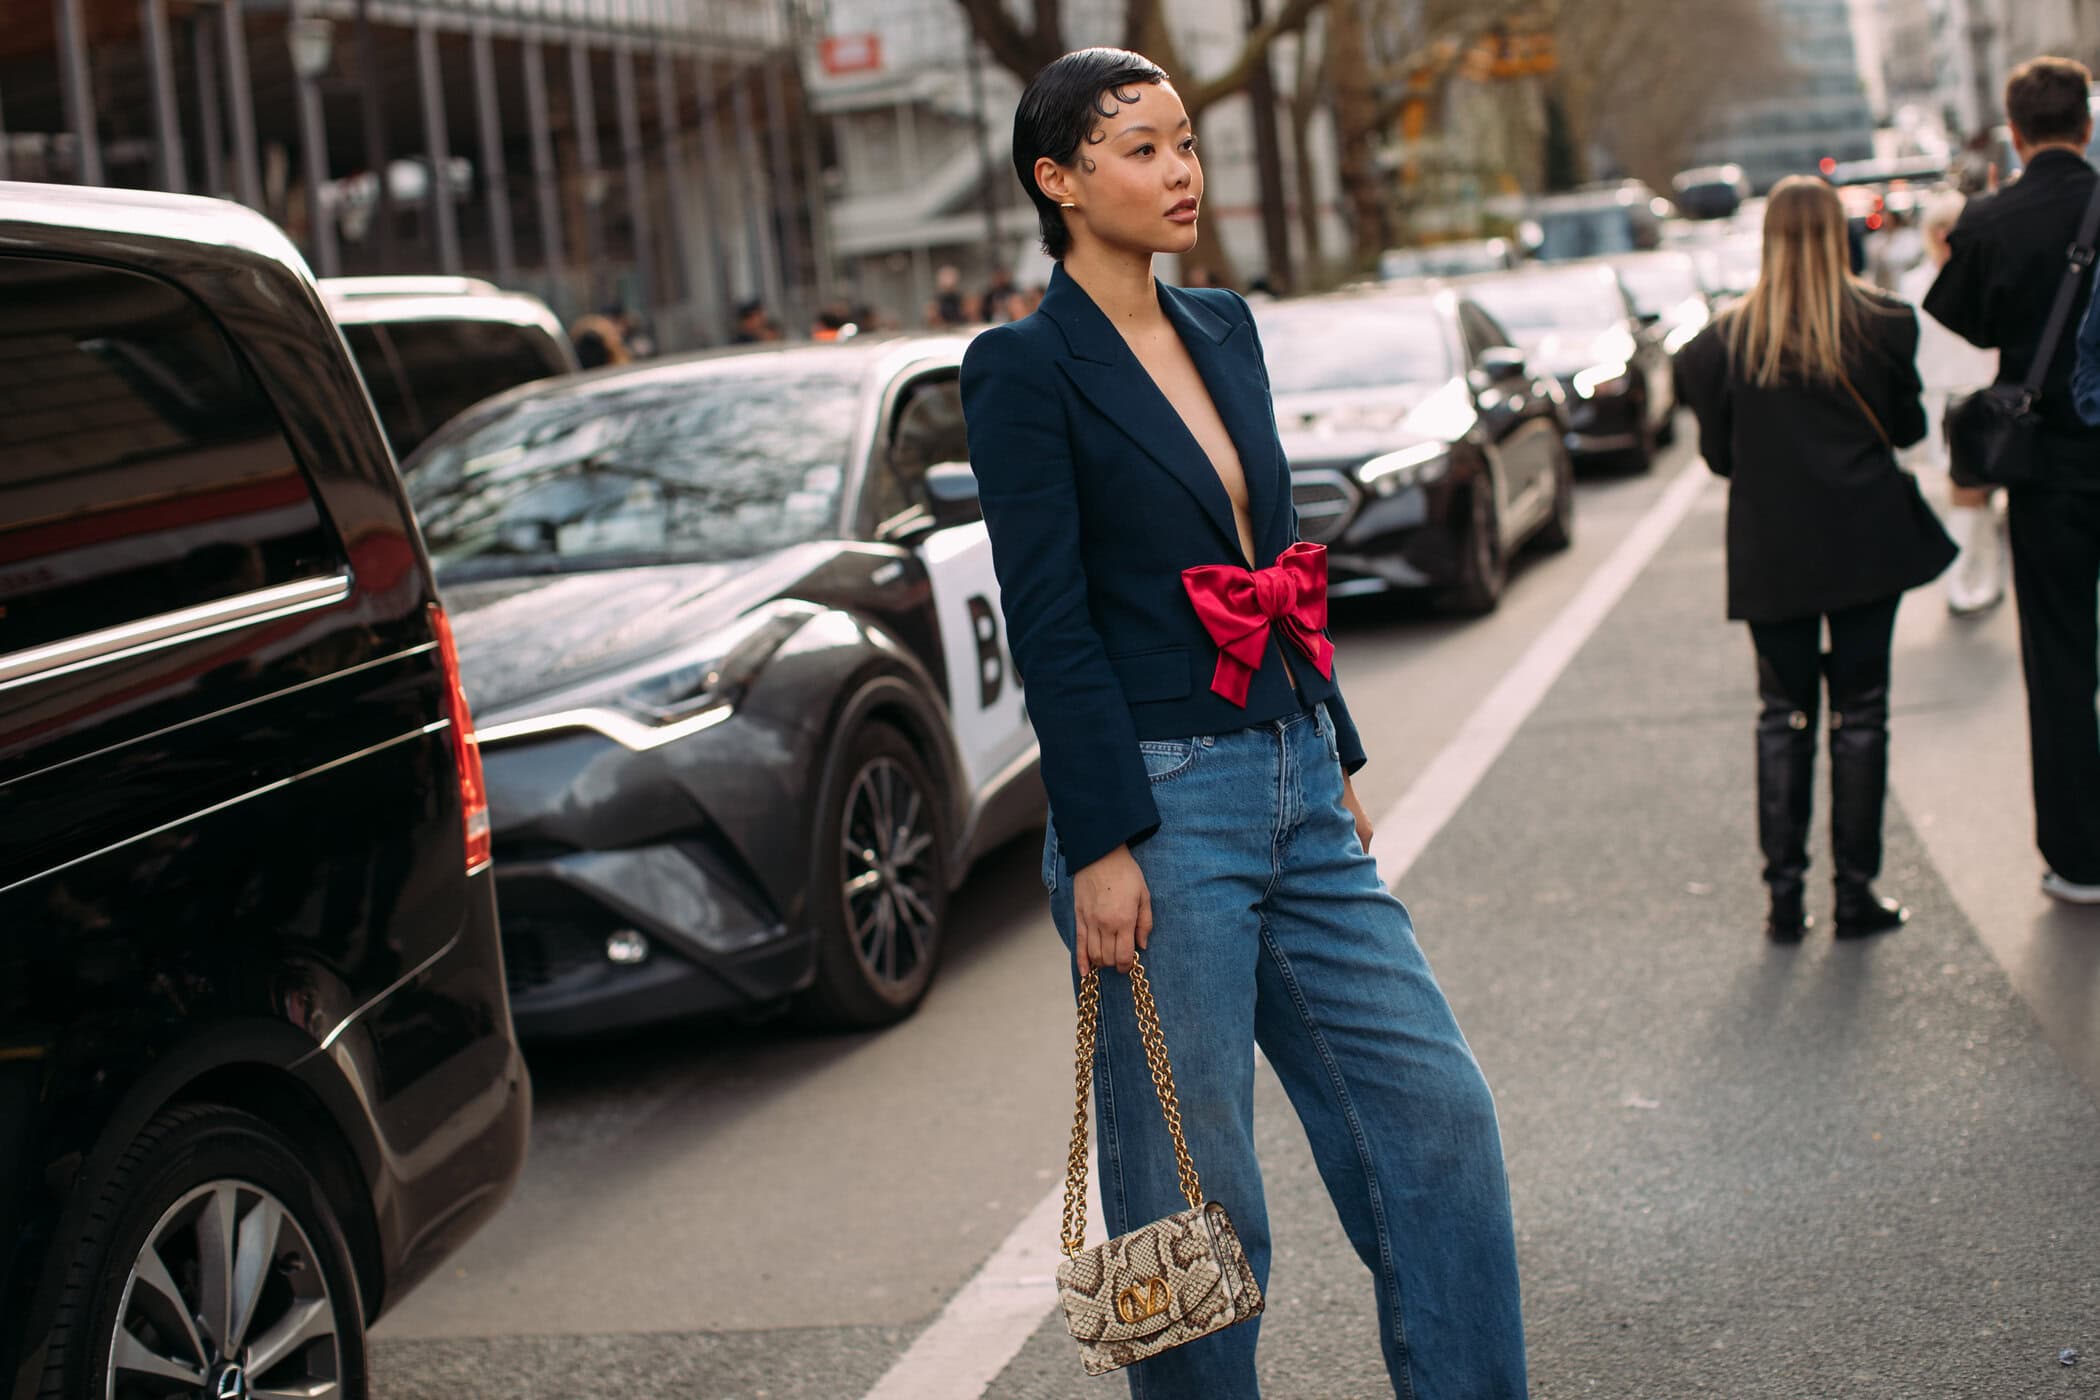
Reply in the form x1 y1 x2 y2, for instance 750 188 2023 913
1945 178 2100 488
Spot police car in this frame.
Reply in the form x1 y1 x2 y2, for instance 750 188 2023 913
402 336 1041 1035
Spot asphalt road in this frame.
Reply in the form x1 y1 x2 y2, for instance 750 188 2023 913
372 427 2100 1399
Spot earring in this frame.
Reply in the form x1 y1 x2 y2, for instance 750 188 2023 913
1059 201 1076 209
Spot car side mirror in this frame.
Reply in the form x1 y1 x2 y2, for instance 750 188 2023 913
1474 346 1526 381
924 461 982 529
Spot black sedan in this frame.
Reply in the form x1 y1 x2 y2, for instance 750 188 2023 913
1458 263 1676 471
1605 249 1713 358
402 338 1043 1036
1254 288 1574 614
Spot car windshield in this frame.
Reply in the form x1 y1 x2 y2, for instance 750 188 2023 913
1465 276 1624 334
1700 240 1763 295
405 360 865 579
1255 299 1450 393
1533 207 1637 261
1612 258 1701 315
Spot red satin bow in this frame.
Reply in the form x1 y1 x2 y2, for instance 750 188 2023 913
1181 541 1336 707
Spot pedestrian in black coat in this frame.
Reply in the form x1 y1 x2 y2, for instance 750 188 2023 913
1677 175 1956 943
1922 56 2100 906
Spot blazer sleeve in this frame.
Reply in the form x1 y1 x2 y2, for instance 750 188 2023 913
960 326 1159 872
1229 289 1369 775
1675 321 1735 479
1922 206 1994 349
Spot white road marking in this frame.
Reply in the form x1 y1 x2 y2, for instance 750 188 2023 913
859 1177 1097 1400
1372 460 1714 887
859 460 1715 1400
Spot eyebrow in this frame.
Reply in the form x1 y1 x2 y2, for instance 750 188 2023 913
1114 119 1192 137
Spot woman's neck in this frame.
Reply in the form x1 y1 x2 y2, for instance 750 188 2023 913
1062 244 1165 331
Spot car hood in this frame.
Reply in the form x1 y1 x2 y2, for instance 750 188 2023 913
1514 327 1637 379
1275 379 1475 467
444 544 831 717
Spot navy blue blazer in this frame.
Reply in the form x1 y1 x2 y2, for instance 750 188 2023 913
960 264 1365 872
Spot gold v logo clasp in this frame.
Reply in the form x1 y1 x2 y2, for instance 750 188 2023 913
1115 1275 1171 1325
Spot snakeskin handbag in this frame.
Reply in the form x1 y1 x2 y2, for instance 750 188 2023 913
1056 956 1264 1376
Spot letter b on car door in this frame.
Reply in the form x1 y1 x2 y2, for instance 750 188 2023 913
878 373 1032 793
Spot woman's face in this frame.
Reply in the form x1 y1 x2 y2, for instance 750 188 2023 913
1042 80 1203 258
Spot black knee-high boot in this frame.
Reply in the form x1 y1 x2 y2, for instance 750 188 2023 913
1828 679 1909 937
1756 658 1816 941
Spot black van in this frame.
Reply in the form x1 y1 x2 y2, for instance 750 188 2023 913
0 184 530 1398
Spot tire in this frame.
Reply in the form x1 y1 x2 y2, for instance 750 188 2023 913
800 721 949 1029
36 1103 367 1400
1534 444 1576 554
1622 397 1658 473
1443 476 1507 615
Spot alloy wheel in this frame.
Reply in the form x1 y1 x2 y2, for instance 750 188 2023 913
840 755 940 997
106 1180 342 1400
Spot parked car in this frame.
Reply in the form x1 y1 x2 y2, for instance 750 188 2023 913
1670 163 1751 221
1689 233 1764 302
319 275 577 461
399 337 1044 1036
1521 182 1671 262
1377 237 1519 282
1 183 529 1397
1458 263 1677 471
1605 249 1713 356
1254 288 1573 614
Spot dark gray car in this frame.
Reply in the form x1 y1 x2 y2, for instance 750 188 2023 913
402 338 1043 1036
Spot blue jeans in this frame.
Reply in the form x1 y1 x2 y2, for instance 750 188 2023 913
1044 704 1527 1399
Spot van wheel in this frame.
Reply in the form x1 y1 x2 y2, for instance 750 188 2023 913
801 722 948 1028
36 1104 366 1400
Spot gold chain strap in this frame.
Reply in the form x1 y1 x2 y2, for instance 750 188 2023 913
1060 955 1205 1257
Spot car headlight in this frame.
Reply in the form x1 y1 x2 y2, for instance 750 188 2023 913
475 603 819 752
1573 362 1632 399
1356 442 1451 497
616 605 816 723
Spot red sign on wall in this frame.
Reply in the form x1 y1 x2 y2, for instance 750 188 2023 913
821 33 883 76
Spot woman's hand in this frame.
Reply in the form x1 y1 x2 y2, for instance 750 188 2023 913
1072 845 1152 977
1342 773 1375 853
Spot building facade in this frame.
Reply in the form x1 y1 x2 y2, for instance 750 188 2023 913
809 0 1350 322
1686 0 1878 189
2 0 828 349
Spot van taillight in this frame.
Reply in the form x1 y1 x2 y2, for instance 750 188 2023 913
430 603 492 873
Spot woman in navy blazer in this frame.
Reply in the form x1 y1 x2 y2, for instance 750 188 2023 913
962 50 1527 1398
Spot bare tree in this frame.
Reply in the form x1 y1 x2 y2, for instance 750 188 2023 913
1315 0 1539 273
954 0 1327 119
1549 0 1788 188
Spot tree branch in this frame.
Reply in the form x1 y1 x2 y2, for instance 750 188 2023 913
955 0 1054 83
1366 0 1538 129
1186 0 1327 116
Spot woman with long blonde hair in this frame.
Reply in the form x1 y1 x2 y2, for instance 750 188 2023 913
1679 176 1956 942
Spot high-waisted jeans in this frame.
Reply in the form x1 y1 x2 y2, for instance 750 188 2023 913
1043 703 1528 1400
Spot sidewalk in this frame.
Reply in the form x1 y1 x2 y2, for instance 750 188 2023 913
985 478 2100 1399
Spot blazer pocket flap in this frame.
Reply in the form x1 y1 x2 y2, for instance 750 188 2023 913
1109 646 1192 704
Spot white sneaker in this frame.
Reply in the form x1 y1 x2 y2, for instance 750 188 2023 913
2041 870 2100 905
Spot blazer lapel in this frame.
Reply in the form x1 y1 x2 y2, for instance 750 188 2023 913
1160 282 1283 558
1041 266 1267 565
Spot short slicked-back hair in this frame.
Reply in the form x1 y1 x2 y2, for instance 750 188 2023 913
1011 47 1169 259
